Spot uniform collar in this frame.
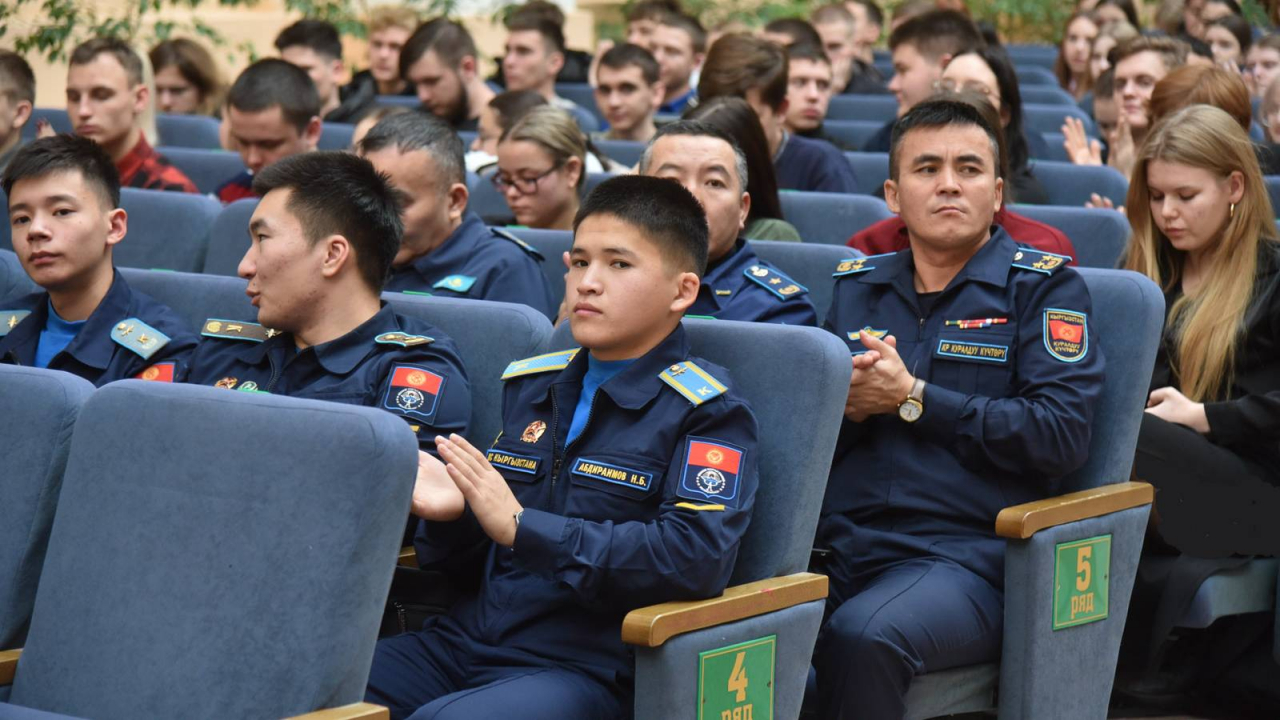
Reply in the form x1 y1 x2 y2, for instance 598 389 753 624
244 303 397 374
703 238 751 282
58 270 134 369
548 323 691 410
403 212 487 279
860 226 1017 294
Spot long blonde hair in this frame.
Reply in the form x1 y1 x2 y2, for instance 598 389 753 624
1124 105 1278 401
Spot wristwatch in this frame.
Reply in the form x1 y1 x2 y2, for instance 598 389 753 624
898 377 925 423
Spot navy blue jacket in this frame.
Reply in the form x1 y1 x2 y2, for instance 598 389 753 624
177 304 471 449
775 132 859 194
413 325 758 693
821 228 1105 588
0 271 197 386
384 213 557 320
687 240 818 326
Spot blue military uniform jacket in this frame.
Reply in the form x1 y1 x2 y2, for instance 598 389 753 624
177 304 471 449
0 271 197 386
384 213 557 320
413 325 758 694
686 239 818 326
821 228 1105 588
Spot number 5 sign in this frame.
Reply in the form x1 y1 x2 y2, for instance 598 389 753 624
698 635 776 720
1053 534 1111 630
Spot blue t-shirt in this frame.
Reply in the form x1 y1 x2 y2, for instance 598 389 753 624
566 355 635 445
35 300 86 368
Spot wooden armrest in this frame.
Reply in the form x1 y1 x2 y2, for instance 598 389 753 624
996 481 1153 540
286 702 389 719
622 572 828 648
0 648 20 685
397 546 416 567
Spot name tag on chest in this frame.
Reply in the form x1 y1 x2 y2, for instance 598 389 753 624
571 458 654 492
935 338 1010 363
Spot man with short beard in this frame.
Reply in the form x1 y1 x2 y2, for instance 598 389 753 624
400 19 495 132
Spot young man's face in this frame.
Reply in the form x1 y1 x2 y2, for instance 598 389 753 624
7 170 122 292
786 58 834 133
240 187 329 333
154 65 202 114
66 54 146 154
406 50 470 122
627 18 659 47
595 64 661 135
280 46 343 107
503 30 560 94
226 105 318 174
567 213 696 360
644 134 749 262
886 124 1003 252
650 25 701 98
814 20 856 89
1113 50 1169 130
362 146 460 265
368 26 413 86
1247 46 1280 98
888 43 943 117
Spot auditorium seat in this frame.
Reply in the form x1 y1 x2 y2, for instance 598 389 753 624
376 95 421 109
1024 103 1097 138
827 94 898 123
595 139 645 167
778 191 895 244
1013 205 1129 270
0 381 417 718
318 122 356 151
749 240 861 325
500 227 571 307
119 268 256 330
1019 86 1077 106
0 366 94 650
825 119 890 151
1028 160 1129 208
203 198 257 276
1034 132 1072 162
554 83 602 125
1014 66 1059 86
19 109 71 141
157 147 247 195
901 268 1162 720
1005 45 1060 71
0 249 35 298
845 151 889 195
156 113 222 150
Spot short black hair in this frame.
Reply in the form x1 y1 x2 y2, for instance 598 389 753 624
657 12 707 54
0 51 35 106
3 134 120 210
787 41 831 66
888 98 1001 182
274 19 343 60
888 9 984 61
505 12 566 55
69 37 144 86
850 0 884 27
574 175 709 276
763 18 824 48
227 59 321 133
598 43 661 85
252 152 404 292
640 119 749 192
400 18 479 76
358 111 465 186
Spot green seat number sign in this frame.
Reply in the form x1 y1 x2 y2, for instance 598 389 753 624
698 635 776 720
1053 534 1111 630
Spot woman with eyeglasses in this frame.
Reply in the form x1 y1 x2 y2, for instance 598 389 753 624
493 106 595 230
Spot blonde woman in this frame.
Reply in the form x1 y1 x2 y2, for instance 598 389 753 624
494 106 597 230
1126 105 1280 556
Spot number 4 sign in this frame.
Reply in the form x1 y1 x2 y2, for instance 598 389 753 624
698 635 776 720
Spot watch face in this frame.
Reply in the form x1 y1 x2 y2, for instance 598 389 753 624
898 399 923 422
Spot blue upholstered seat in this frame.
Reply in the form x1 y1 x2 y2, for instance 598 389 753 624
778 191 895 244
156 114 222 150
157 147 247 195
1029 160 1129 208
1013 204 1130 269
203 198 258 277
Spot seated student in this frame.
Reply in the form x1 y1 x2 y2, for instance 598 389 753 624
1263 74 1280 144
401 18 495 132
812 4 856 92
1055 11 1099 101
492 106 598 230
625 0 682 47
0 135 197 385
1087 19 1138 84
359 112 556 319
1245 33 1280 100
276 19 376 124
861 9 984 153
216 59 322 204
760 17 825 50
149 38 225 116
501 11 588 115
845 0 889 83
495 0 594 86
65 38 198 194
782 43 851 151
699 33 858 194
1095 0 1141 29
351 105 409 150
685 97 803 242
352 5 420 98
1206 14 1251 68
650 12 705 115
813 99 1104 719
0 51 34 173
641 119 816 324
593 43 663 143
468 90 546 170
365 174 759 719
178 151 470 446
1148 64 1280 175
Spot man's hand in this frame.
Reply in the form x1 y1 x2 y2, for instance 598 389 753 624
436 434 524 547
848 331 914 417
1062 116 1103 166
1146 386 1210 434
411 450 466 521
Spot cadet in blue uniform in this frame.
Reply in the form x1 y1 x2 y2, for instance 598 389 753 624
0 135 196 385
811 100 1105 719
640 120 817 326
178 151 471 447
366 175 759 719
358 111 557 319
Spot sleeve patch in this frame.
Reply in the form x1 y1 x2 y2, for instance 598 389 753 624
676 437 747 509
381 364 446 423
432 275 477 293
111 318 171 360
659 361 727 405
1043 309 1089 362
135 361 176 382
742 264 809 300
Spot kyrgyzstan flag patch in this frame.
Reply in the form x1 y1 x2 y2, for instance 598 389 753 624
134 361 175 382
1043 308 1088 362
382 364 444 423
678 437 747 508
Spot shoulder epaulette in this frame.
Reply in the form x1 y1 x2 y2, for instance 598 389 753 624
375 332 434 347
1011 249 1072 275
742 264 809 300
111 318 172 359
202 318 274 343
833 252 896 277
433 275 477 293
0 310 31 336
660 361 727 406
492 228 546 261
502 348 580 380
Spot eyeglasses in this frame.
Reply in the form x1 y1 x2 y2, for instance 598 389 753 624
491 162 564 195
933 78 998 100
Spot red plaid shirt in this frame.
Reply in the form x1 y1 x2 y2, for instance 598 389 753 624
117 136 197 194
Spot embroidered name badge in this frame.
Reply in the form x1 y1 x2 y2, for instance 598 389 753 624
571 458 654 492
487 449 542 475
677 437 747 508
1044 309 1088 362
134 361 176 382
935 339 1010 363
382 364 445 423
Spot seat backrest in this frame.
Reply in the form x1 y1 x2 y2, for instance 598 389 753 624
778 191 895 244
1015 66 1060 86
1028 160 1129 207
1058 269 1164 491
375 95 421 109
318 122 356 150
19 108 72 141
156 114 223 149
555 83 602 123
549 319 850 584
204 198 258 276
1012 204 1130 269
1 248 36 298
1006 44 1059 70
1023 103 1097 136
845 151 889 195
383 293 553 447
748 240 858 325
158 147 247 195
1265 175 1280 217
502 227 572 309
1034 132 1072 162
595 139 645 167
827 94 897 122
1019 85 1077 106
118 268 257 329
11 382 418 719
824 119 891 152
0 366 94 650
